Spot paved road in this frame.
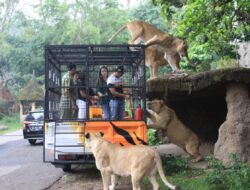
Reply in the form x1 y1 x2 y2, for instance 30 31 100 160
0 130 64 190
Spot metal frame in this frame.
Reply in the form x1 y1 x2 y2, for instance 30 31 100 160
44 44 146 122
44 44 146 165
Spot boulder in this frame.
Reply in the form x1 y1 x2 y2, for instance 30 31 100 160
146 68 250 165
214 83 250 165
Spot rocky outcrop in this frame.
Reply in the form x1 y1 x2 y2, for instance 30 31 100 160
146 68 250 165
214 83 250 165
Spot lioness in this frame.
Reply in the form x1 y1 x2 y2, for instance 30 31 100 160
85 132 180 190
147 99 202 162
108 20 166 45
145 34 194 69
146 46 180 78
108 20 192 72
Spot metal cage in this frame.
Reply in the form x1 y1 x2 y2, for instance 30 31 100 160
44 45 146 122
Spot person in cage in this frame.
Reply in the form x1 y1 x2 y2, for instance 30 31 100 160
76 71 99 119
59 63 78 119
107 66 130 120
96 66 111 120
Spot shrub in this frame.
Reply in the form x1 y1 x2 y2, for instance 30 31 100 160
161 155 188 175
147 129 160 145
205 155 250 190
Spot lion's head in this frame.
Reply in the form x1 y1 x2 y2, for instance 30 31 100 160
85 132 104 149
177 40 188 58
147 99 165 114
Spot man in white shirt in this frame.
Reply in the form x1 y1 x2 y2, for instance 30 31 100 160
107 66 129 120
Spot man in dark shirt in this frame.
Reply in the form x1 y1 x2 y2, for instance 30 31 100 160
76 71 98 119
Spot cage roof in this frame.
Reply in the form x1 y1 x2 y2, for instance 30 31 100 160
45 45 145 66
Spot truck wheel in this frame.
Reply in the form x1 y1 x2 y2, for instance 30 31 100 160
62 164 71 172
28 139 37 145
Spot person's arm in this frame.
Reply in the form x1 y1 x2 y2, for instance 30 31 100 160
109 87 129 99
79 89 87 98
80 89 99 101
66 88 75 100
96 88 104 96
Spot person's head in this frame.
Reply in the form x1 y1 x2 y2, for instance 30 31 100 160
99 66 109 79
73 71 79 82
78 71 86 84
114 65 124 78
68 63 77 76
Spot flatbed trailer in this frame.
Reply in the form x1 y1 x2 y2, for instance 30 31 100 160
43 45 147 171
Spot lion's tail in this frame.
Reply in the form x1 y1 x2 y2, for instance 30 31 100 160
108 24 127 43
154 152 181 190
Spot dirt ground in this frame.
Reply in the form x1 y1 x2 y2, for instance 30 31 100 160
46 165 152 190
46 165 103 190
46 144 212 190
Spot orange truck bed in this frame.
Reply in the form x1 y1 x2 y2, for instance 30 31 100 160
44 121 147 162
84 121 147 146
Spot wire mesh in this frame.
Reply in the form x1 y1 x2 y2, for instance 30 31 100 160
45 45 146 122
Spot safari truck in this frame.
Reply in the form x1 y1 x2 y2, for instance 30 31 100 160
44 45 147 171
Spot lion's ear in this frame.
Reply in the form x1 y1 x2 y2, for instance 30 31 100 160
98 132 104 137
85 133 90 139
181 40 188 47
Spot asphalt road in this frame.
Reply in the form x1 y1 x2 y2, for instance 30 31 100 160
0 130 64 190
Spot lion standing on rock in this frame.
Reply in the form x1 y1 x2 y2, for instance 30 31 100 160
108 20 193 74
147 99 202 162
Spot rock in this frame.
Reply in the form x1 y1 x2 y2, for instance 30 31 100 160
214 83 250 165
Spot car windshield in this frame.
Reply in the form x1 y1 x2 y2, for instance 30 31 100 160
26 112 44 121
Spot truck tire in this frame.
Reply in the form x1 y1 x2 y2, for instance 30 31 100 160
28 139 37 145
62 164 71 172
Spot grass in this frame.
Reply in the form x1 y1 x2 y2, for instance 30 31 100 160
143 155 250 190
143 169 210 190
0 113 22 134
160 169 210 190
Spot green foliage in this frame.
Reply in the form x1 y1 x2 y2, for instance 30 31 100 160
152 0 250 69
151 155 250 190
0 0 132 94
147 129 160 145
0 113 21 134
129 0 168 32
205 155 250 190
161 155 188 175
2 0 249 98
153 155 208 190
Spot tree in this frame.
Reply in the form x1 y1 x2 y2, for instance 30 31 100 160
0 0 133 93
0 0 19 79
129 0 168 32
152 0 250 71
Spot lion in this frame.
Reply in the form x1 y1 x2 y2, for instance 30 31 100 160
108 20 166 45
145 33 194 70
85 132 180 190
146 46 180 78
147 99 202 162
108 20 193 73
